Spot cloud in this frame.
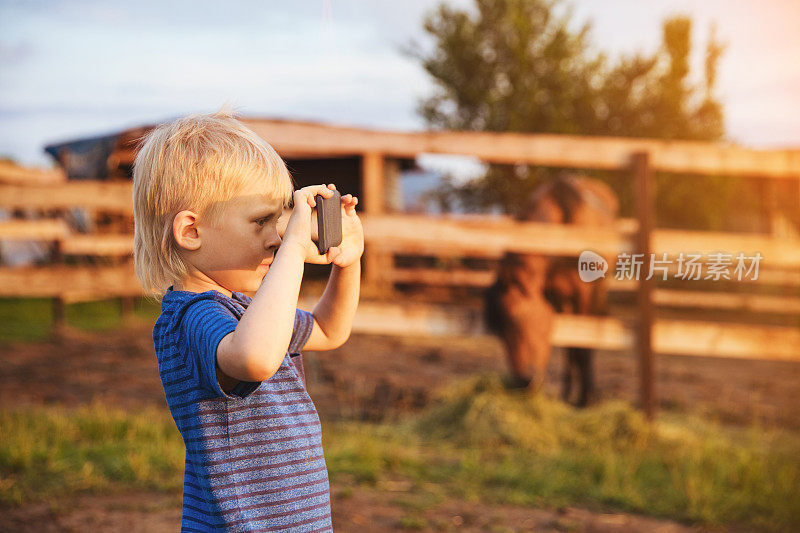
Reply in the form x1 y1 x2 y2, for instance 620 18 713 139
0 40 34 64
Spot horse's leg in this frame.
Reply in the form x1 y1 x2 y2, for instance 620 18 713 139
574 348 593 407
553 292 577 404
578 280 606 407
561 346 573 403
573 274 598 407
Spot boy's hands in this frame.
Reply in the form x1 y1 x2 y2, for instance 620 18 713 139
283 184 337 264
330 190 364 268
282 183 364 268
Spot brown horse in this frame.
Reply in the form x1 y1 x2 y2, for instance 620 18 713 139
484 174 619 406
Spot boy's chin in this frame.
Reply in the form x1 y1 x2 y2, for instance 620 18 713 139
245 271 268 292
219 277 262 296
217 268 268 296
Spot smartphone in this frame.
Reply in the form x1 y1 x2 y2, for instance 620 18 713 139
315 189 342 254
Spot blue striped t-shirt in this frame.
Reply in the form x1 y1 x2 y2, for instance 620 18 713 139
153 286 333 532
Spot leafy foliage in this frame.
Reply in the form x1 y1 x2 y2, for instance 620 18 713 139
409 0 740 229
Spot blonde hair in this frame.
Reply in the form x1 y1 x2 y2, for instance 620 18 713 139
133 107 294 299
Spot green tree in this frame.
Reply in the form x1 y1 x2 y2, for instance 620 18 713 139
410 0 735 229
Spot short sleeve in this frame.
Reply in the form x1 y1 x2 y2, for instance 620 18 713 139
179 298 256 398
288 308 314 355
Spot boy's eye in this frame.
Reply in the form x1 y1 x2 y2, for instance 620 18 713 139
255 214 279 226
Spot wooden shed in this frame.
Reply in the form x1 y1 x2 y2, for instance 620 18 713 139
44 117 422 217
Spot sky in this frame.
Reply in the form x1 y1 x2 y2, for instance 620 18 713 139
1 0 799 170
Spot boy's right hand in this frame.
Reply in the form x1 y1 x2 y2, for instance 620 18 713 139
282 183 343 264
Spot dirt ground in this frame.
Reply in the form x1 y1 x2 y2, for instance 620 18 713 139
1 487 712 533
1 312 797 531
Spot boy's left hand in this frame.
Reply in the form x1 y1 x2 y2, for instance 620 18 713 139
326 191 363 268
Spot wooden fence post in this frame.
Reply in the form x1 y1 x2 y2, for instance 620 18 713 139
362 152 393 296
51 224 65 334
120 295 135 321
632 152 656 419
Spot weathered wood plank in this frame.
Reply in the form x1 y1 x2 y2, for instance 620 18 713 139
0 264 142 298
0 182 133 213
0 161 66 184
387 267 800 313
295 296 800 361
360 214 800 268
1 265 795 361
0 219 69 240
113 120 800 178
60 235 133 256
240 119 800 178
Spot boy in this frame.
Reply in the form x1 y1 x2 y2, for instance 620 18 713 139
132 109 363 532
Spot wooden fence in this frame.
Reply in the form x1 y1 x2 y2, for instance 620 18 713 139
2 126 799 418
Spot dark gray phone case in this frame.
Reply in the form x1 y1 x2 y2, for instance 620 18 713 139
315 189 342 254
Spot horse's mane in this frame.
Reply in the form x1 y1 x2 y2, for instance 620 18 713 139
518 174 584 223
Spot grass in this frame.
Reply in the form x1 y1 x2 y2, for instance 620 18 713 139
0 297 161 343
322 375 800 530
1 374 798 530
0 403 184 505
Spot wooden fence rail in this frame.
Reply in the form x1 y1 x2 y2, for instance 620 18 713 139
3 198 799 267
0 182 133 213
0 261 796 361
240 120 800 178
362 214 800 268
296 297 800 362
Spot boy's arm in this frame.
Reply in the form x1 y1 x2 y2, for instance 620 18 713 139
215 183 341 384
216 240 308 383
304 189 363 351
304 261 361 351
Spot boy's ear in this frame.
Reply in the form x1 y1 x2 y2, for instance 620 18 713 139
173 210 201 251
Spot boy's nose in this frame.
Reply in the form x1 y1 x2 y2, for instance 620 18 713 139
265 234 281 253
